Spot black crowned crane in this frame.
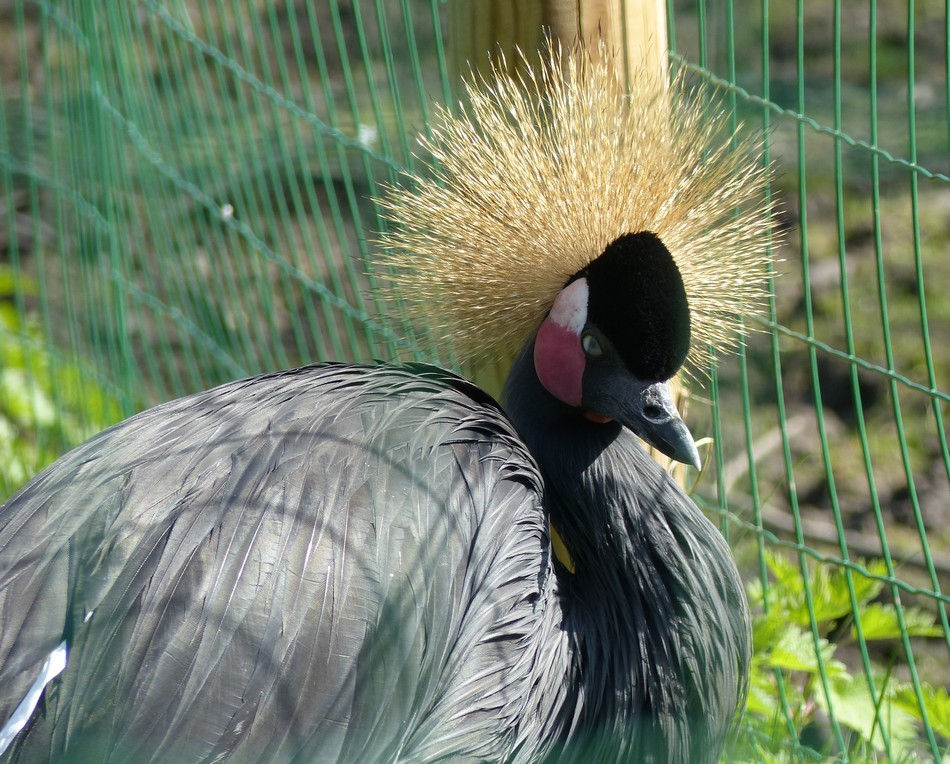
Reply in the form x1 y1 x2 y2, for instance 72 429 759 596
0 46 773 763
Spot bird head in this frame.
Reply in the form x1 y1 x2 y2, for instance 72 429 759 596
377 42 774 466
534 230 699 466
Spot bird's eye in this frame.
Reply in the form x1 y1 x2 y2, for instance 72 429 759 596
582 333 603 358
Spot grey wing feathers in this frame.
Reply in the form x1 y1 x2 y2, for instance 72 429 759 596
0 364 553 763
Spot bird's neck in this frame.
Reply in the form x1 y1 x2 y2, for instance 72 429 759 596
501 340 675 577
501 340 748 760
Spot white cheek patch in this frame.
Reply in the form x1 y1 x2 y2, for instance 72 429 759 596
549 278 588 333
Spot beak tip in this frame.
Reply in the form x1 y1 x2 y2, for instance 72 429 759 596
667 434 701 470
686 444 701 471
650 430 701 470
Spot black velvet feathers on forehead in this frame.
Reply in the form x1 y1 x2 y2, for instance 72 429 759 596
579 232 691 382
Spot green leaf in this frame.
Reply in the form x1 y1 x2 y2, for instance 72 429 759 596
0 270 36 297
762 624 846 677
745 577 765 607
1 369 58 427
855 604 943 641
745 671 783 718
760 551 889 629
815 674 918 753
796 560 887 626
0 266 123 500
764 550 803 593
0 415 32 490
893 684 950 739
752 612 788 654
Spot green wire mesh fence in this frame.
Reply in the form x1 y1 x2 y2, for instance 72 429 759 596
1 1 948 760
675 1 950 759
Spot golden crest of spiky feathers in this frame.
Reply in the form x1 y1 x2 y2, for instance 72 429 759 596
376 44 774 373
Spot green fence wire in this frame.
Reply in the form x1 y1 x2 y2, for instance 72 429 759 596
670 0 950 759
1 1 948 760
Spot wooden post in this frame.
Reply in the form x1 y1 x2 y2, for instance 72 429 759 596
544 0 668 82
449 0 668 82
448 2 545 79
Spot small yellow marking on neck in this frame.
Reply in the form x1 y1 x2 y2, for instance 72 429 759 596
550 522 576 574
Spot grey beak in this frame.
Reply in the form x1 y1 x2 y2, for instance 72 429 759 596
621 380 701 469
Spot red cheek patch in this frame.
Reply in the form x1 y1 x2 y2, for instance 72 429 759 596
534 278 588 407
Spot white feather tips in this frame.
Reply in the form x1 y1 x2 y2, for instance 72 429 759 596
0 640 68 755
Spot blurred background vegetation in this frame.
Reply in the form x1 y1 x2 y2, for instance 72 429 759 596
1 0 948 760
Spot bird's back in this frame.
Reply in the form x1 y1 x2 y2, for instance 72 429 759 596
0 363 557 763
